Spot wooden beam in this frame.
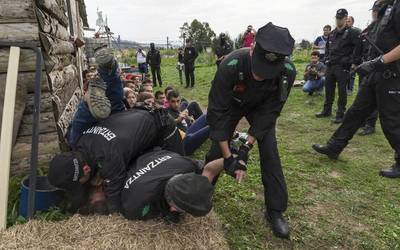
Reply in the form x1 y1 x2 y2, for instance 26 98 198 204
0 47 20 230
56 87 82 136
36 7 70 41
0 49 44 73
36 0 69 27
0 72 49 94
39 32 75 55
0 23 40 43
0 0 36 21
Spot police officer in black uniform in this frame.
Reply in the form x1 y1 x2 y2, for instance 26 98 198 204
215 33 233 67
206 23 296 239
316 9 361 124
356 1 382 136
313 0 400 178
183 39 199 88
48 107 183 213
146 43 163 87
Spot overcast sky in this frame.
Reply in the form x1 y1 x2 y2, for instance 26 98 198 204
84 0 373 44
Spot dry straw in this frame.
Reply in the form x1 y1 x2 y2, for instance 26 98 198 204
0 211 228 250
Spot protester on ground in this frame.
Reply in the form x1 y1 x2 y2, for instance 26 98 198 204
155 91 167 107
123 87 137 109
303 51 326 95
121 148 222 222
167 90 209 155
48 106 184 213
68 46 125 148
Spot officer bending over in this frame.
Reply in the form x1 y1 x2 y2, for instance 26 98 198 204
206 23 296 239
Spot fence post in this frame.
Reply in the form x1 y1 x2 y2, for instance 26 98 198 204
0 46 20 230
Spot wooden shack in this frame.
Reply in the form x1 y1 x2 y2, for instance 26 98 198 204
0 0 89 175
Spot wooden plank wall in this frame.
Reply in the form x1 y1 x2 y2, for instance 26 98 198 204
0 0 87 174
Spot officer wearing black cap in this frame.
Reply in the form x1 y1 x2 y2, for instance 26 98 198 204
206 22 296 239
313 0 400 178
316 8 361 123
121 149 221 222
48 107 183 213
215 33 233 67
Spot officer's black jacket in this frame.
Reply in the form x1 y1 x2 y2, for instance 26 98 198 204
121 149 202 220
183 46 198 66
76 108 183 212
325 26 361 68
207 48 296 142
146 49 161 67
353 22 378 65
373 0 400 58
215 41 233 58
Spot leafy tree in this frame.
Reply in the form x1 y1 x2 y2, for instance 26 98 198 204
179 19 216 52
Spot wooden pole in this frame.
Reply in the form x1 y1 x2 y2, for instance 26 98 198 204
0 46 20 230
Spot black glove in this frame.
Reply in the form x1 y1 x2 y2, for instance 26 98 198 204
237 143 252 164
223 155 247 178
355 56 385 76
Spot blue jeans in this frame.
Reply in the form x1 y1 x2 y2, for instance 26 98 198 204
67 67 125 148
303 78 325 93
183 114 210 156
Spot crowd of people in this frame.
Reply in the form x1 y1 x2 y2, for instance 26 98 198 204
46 0 399 241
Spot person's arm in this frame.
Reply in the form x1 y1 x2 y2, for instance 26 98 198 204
318 63 327 77
351 28 362 67
99 156 127 213
202 159 224 182
146 52 150 64
312 37 320 49
383 44 400 63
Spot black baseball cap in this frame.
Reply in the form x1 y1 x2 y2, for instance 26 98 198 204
48 152 88 208
336 8 348 19
252 22 294 80
165 173 214 217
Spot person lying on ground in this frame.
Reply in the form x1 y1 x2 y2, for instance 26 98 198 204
48 106 184 214
303 51 326 96
167 90 209 155
67 46 125 148
121 148 222 223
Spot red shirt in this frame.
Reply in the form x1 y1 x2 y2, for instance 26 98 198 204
243 32 255 47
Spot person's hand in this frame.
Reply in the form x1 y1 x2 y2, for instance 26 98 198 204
355 56 385 76
223 155 247 181
237 143 252 164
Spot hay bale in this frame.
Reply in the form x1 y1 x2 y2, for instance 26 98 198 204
0 211 228 250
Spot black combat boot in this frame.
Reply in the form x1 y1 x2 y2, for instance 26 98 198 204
265 210 289 239
312 144 339 160
379 163 400 178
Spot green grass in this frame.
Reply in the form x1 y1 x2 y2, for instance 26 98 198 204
157 51 400 249
7 50 400 249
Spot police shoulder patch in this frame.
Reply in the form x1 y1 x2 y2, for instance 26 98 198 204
227 59 239 66
284 63 294 72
